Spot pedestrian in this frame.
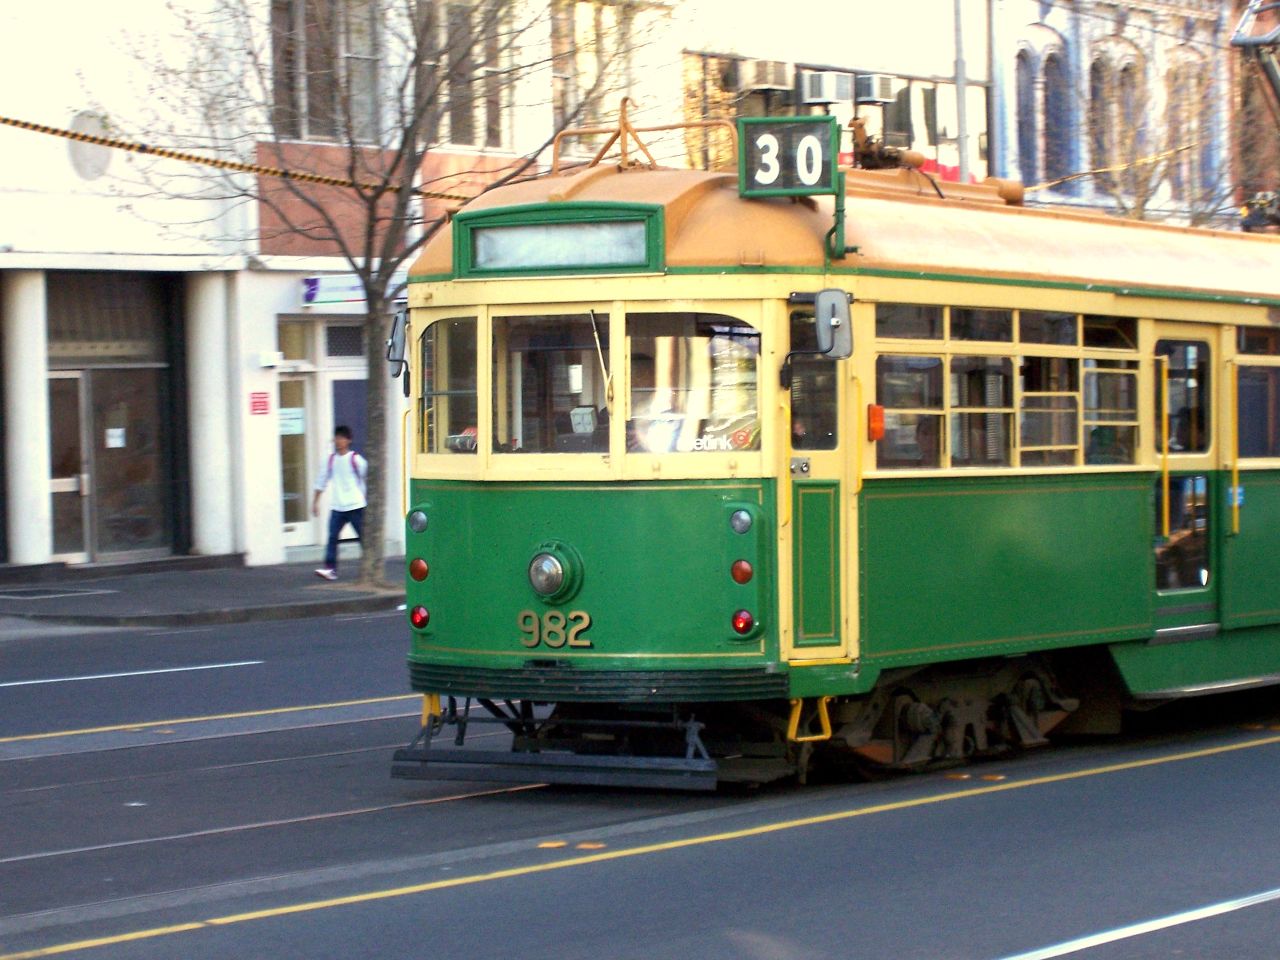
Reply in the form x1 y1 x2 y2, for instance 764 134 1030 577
312 425 367 581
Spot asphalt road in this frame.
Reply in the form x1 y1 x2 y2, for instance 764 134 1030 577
3 614 1280 960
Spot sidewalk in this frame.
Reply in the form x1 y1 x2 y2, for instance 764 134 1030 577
0 557 405 627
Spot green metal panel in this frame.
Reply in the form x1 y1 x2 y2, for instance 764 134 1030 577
859 473 1154 666
1109 623 1280 697
1222 471 1280 629
405 479 776 674
792 480 841 647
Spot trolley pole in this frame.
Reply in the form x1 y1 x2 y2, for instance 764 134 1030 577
954 0 970 182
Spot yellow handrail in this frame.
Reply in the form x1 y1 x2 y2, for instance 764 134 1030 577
1158 355 1170 538
780 392 792 528
852 375 863 495
401 407 411 518
786 696 834 742
1231 361 1240 535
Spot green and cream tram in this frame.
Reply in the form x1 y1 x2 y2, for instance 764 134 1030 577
392 116 1280 789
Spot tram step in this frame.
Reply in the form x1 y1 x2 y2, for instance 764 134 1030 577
391 746 718 791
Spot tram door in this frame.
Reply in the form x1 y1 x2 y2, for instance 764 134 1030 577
1149 325 1220 638
785 304 856 661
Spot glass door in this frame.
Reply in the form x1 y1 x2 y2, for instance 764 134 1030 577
49 373 89 562
279 376 314 547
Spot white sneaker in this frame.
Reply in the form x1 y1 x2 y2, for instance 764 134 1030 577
315 568 338 581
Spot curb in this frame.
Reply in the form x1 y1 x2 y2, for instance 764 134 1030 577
9 593 405 628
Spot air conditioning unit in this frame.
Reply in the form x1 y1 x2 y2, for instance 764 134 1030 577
801 71 853 105
855 73 896 105
738 59 793 92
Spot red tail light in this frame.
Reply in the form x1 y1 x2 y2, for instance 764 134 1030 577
409 558 429 581
732 610 754 634
731 560 753 584
409 606 430 629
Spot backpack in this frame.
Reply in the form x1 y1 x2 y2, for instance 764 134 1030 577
328 451 365 489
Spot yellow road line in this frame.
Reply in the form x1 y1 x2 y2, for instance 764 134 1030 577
0 696 419 744
5 731 1280 960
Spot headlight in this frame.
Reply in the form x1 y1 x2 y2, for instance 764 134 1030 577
730 509 753 534
529 553 565 596
407 510 428 533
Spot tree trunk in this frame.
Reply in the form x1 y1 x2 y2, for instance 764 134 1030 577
358 297 392 588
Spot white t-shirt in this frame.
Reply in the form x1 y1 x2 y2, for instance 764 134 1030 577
315 451 367 511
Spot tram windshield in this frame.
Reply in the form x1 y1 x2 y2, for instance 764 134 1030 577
626 313 760 453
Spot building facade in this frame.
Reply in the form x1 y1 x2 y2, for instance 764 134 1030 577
0 0 679 569
992 0 1235 225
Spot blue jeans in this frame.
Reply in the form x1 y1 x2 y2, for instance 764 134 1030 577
324 508 365 570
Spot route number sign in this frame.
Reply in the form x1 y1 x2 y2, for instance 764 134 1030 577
738 116 840 198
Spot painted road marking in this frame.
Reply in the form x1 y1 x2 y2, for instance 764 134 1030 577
996 885 1280 960
0 695 419 744
3 732 1279 960
0 662 264 689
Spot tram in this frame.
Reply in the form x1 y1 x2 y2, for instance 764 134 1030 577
390 112 1280 790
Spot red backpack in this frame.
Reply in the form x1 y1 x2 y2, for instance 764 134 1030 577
327 451 364 488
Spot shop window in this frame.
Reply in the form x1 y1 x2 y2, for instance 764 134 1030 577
951 307 1012 342
876 303 942 340
1238 367 1280 458
789 308 837 450
326 325 363 357
876 355 943 468
1155 340 1210 454
420 317 477 454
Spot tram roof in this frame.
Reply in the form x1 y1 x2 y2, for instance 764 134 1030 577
411 164 1280 307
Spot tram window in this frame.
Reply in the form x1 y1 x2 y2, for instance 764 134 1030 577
951 308 1012 343
1020 356 1079 466
1083 315 1137 350
420 317 478 455
788 309 837 450
1154 475 1210 591
1239 327 1280 355
949 356 1013 467
1083 361 1138 464
626 313 760 453
876 355 943 468
491 314 610 454
1020 311 1078 346
1238 366 1280 458
876 303 942 340
1154 340 1210 454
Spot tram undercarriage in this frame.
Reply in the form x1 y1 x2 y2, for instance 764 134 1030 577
391 656 1085 791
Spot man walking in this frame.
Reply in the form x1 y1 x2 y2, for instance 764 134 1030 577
313 425 367 581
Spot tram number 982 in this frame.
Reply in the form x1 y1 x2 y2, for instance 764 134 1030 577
518 609 593 649
739 117 838 197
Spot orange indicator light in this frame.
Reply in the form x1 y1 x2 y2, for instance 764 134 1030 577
868 404 886 442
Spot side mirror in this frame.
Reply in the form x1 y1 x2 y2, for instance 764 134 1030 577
814 289 852 360
386 308 410 398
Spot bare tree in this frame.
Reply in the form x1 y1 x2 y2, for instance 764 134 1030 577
111 0 659 585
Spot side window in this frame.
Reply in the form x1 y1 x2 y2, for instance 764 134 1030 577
876 355 943 468
1155 474 1210 590
420 317 477 454
789 308 837 450
1238 366 1280 458
1155 340 1210 453
1084 360 1139 464
1020 357 1078 466
950 356 1013 467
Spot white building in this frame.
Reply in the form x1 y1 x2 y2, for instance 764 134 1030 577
992 0 1234 224
0 0 680 569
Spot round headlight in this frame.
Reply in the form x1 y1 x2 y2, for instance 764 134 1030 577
407 510 429 534
730 509 753 534
529 553 565 597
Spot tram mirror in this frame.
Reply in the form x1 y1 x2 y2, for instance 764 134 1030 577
814 289 852 359
386 309 409 395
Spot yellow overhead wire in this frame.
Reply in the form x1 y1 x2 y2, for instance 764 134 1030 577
1025 140 1200 193
0 114 474 202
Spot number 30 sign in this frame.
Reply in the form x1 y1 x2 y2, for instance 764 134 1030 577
738 116 839 198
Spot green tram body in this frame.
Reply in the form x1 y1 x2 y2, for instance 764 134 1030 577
394 158 1280 789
